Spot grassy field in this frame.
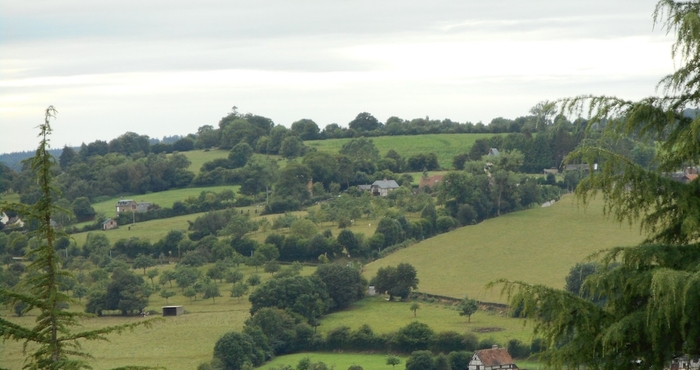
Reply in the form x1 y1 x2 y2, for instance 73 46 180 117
363 194 645 303
71 202 389 246
318 296 533 344
0 263 315 370
180 149 230 173
258 352 408 370
305 134 498 169
180 150 286 173
89 185 241 218
178 134 496 172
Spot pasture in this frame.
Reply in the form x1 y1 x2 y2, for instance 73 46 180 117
258 353 408 370
179 133 496 172
363 194 645 303
0 263 313 370
317 296 533 344
305 134 497 169
89 185 241 218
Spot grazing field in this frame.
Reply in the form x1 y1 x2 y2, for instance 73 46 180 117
90 185 241 218
180 150 285 173
0 191 20 203
318 296 533 344
0 264 315 370
258 352 408 370
180 149 230 172
72 201 392 246
305 134 498 169
364 194 645 303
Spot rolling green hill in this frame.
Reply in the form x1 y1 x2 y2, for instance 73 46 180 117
363 195 645 303
306 133 497 169
178 133 497 173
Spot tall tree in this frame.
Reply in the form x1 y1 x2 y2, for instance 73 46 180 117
0 107 153 369
495 2 700 369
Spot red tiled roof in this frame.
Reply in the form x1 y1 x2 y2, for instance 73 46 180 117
476 348 515 367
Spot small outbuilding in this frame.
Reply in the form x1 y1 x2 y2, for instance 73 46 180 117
162 305 184 316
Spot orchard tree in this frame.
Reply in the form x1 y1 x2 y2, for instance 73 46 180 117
457 296 478 323
494 2 700 369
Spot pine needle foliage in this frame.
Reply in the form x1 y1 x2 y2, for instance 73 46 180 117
493 1 700 369
0 107 158 370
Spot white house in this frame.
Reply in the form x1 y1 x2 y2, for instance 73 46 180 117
469 346 518 370
371 179 399 197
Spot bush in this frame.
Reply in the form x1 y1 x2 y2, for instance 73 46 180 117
325 326 351 350
405 350 435 370
392 321 434 353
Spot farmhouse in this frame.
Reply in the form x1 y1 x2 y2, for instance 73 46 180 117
371 179 400 196
102 218 118 230
116 199 153 215
468 345 518 370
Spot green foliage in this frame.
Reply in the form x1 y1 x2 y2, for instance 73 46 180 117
405 350 435 370
491 2 700 370
213 331 264 370
0 107 155 369
457 297 478 322
370 263 419 301
393 321 434 353
313 263 367 310
386 355 401 369
249 275 331 321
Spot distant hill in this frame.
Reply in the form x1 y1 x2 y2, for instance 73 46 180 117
0 149 64 170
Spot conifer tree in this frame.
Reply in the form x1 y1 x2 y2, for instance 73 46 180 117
495 2 700 369
0 106 155 370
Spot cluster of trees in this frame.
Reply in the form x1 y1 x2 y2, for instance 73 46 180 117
208 317 543 370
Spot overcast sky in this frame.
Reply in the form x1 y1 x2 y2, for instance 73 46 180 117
0 0 675 154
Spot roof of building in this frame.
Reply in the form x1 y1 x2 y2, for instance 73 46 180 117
102 218 115 225
357 184 372 190
117 199 135 205
475 347 515 367
372 179 399 189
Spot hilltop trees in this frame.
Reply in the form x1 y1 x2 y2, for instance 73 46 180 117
495 2 700 369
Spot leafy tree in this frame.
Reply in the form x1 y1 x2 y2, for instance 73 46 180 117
147 268 159 288
229 142 254 168
410 302 420 317
244 273 260 287
133 253 155 275
101 268 151 315
231 282 249 302
248 275 330 321
386 355 401 369
435 354 451 370
203 279 222 303
313 263 367 310
160 289 176 304
183 287 197 302
457 296 478 323
405 350 435 370
159 269 177 288
393 321 434 353
371 263 419 301
72 196 96 221
264 260 281 275
226 269 245 284
348 112 380 132
213 331 263 370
